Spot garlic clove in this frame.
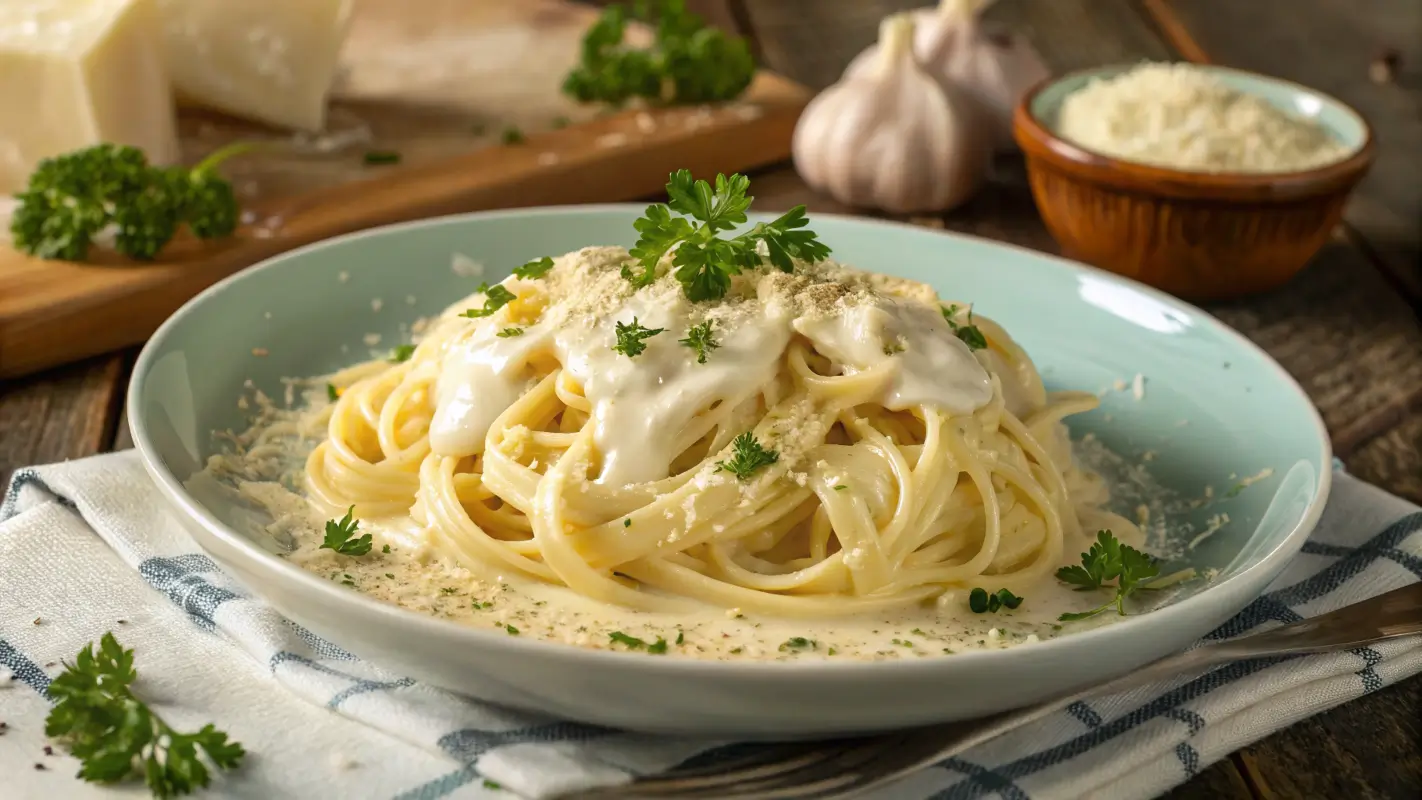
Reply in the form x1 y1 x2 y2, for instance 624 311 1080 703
793 13 988 214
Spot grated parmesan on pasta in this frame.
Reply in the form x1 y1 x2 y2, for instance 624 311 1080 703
1056 63 1350 174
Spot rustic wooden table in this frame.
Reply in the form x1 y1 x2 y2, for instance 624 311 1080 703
1 0 1417 796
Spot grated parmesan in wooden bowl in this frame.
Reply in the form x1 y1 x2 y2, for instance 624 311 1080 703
1055 63 1351 174
1012 62 1374 301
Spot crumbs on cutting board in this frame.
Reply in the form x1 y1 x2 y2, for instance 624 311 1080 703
338 271 350 283
363 333 381 347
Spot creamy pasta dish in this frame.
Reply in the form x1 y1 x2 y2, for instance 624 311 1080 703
203 172 1159 660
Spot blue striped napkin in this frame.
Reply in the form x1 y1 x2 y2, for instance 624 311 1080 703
2 450 1419 799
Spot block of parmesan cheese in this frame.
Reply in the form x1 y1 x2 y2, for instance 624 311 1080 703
154 0 354 132
0 0 179 194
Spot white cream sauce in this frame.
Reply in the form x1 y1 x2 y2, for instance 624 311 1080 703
430 255 993 486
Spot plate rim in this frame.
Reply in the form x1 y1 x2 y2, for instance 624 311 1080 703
127 203 1334 678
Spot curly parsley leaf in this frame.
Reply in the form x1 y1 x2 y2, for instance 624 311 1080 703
326 383 340 402
461 284 517 318
626 170 829 301
513 256 554 280
563 0 754 107
46 633 244 797
679 321 720 364
389 344 416 363
624 203 696 286
715 431 779 481
1056 530 1161 621
612 317 665 358
497 328 524 338
11 142 251 262
743 205 833 273
320 506 372 556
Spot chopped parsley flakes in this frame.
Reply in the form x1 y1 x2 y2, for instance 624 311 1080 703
462 284 517 318
513 256 554 280
715 432 779 481
612 317 664 358
941 304 988 351
678 320 720 364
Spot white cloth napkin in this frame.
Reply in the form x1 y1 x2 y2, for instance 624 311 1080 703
2 451 1419 800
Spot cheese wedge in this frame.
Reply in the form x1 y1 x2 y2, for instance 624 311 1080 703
154 0 354 131
0 0 179 194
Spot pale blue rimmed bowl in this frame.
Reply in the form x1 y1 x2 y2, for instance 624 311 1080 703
128 208 1330 736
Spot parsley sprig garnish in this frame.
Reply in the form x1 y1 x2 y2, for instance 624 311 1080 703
612 317 664 357
941 304 988 351
968 587 1024 613
497 328 524 338
624 170 831 302
513 256 554 280
563 0 755 107
679 321 720 363
46 633 244 797
11 142 252 262
389 344 416 363
462 283 517 318
715 432 779 480
1056 530 1161 621
320 506 372 556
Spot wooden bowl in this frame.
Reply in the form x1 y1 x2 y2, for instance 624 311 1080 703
1013 64 1375 300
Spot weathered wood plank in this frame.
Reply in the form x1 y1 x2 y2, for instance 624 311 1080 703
0 354 128 489
1347 409 1422 505
1233 677 1422 799
1147 0 1422 299
1162 757 1259 800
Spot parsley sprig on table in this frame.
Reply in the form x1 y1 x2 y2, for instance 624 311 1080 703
320 506 372 556
461 284 517 318
941 304 988 351
11 142 251 262
563 0 755 107
612 317 664 357
715 432 779 480
46 633 244 798
624 170 831 301
1056 530 1160 621
679 320 720 363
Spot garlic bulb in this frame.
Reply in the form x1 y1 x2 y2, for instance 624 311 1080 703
793 14 987 214
846 0 1050 150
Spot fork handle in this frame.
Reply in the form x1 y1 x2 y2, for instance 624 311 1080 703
876 582 1422 790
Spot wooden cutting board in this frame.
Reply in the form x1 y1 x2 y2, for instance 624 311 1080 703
0 0 809 379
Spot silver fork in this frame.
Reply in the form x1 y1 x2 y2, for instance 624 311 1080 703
559 582 1422 799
